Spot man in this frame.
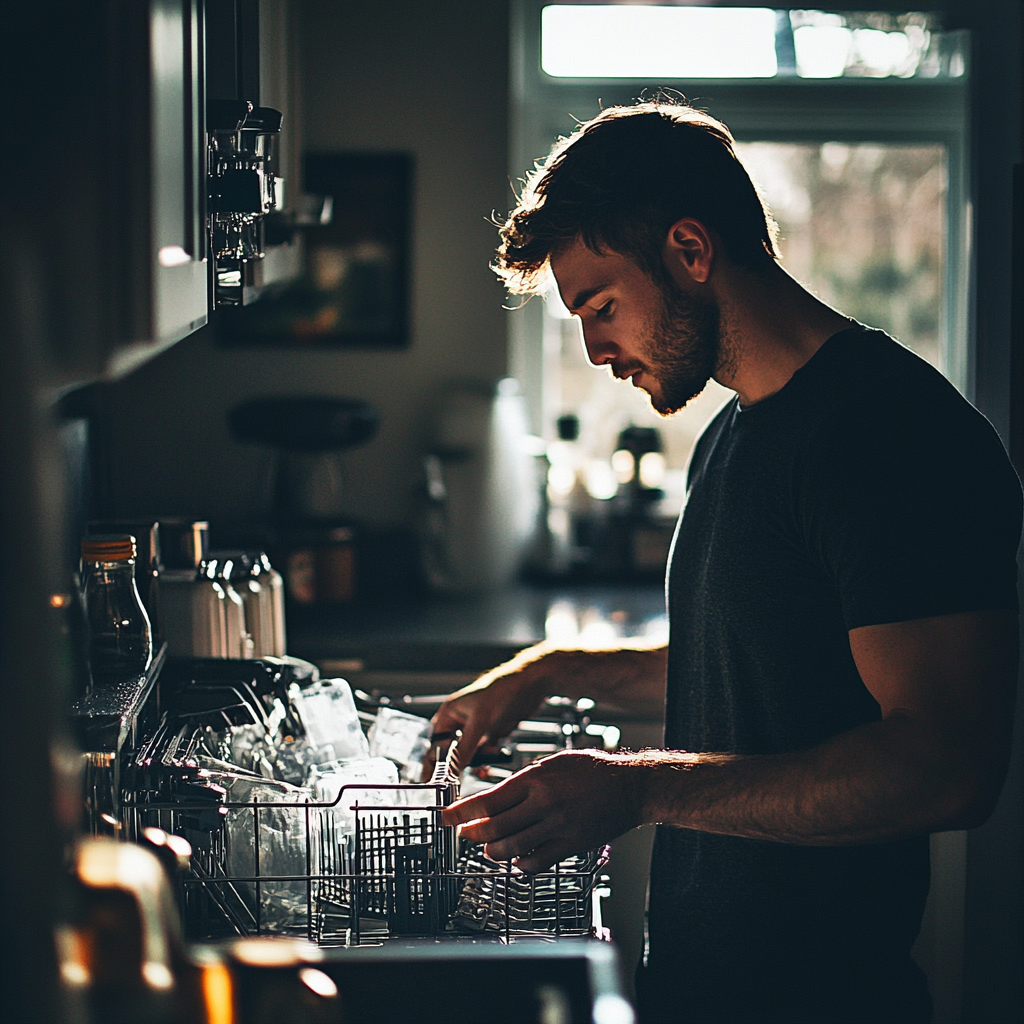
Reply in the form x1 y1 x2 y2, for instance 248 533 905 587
433 102 1021 1023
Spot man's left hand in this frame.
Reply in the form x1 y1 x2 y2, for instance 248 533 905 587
442 750 644 872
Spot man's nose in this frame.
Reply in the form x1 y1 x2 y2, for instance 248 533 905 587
578 321 618 369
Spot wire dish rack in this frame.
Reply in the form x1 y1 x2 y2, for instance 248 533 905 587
122 750 610 946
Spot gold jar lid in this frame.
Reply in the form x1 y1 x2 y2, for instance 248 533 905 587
81 534 136 562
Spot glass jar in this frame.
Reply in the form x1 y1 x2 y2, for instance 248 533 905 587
81 535 153 687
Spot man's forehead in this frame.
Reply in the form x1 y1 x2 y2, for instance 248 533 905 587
550 242 627 309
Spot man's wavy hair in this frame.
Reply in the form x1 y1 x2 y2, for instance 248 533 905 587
494 100 780 295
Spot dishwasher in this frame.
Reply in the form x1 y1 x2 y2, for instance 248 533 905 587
71 649 613 949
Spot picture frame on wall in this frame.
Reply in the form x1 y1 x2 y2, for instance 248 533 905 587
217 152 413 348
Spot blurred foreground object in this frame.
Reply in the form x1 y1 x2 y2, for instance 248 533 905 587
58 835 201 1023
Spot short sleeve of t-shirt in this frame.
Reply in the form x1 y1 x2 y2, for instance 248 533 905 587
797 364 1022 630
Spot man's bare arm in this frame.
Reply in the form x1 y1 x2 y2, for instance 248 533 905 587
430 639 667 769
444 610 1017 870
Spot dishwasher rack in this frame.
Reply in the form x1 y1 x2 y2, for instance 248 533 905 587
123 776 610 946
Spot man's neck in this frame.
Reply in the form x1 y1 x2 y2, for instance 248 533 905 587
712 263 853 407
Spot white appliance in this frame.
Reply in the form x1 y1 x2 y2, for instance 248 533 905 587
420 379 539 593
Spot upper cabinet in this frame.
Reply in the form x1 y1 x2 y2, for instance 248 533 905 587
114 0 210 379
6 1 291 396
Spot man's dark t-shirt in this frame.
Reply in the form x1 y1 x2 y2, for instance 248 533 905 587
637 327 1022 1024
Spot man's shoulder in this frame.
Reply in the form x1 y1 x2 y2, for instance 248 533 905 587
808 327 990 444
815 326 955 404
800 329 1020 514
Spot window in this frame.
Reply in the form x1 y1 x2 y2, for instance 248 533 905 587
509 2 970 513
738 142 947 368
539 5 962 80
541 5 780 78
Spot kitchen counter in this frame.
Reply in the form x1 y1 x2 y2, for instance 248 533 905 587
288 581 668 674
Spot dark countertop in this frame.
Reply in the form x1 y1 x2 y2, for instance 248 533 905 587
287 583 668 672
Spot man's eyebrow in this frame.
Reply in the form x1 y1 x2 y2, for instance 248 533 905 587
569 285 606 311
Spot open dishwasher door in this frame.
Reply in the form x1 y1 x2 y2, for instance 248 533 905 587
220 934 633 1024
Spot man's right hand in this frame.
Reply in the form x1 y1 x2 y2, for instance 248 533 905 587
424 639 668 779
428 647 551 775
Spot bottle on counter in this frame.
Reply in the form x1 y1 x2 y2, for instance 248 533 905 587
206 557 253 659
81 535 153 687
159 521 231 658
610 424 674 577
259 552 287 657
212 550 286 658
89 519 163 642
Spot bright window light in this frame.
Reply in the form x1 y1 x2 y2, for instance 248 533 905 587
541 5 778 79
793 25 853 78
853 28 912 76
790 11 935 79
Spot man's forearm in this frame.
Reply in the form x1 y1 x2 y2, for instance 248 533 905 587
494 640 667 718
430 639 668 771
633 711 997 844
446 611 1015 868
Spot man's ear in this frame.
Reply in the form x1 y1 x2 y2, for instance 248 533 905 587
664 218 714 285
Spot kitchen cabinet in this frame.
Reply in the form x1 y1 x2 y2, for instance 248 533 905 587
28 1 212 393
114 0 209 379
10 1 210 395
109 0 220 380
17 0 299 394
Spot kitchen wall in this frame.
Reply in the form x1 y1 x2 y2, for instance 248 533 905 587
94 0 510 532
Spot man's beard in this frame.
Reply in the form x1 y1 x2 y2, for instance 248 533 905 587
632 278 721 416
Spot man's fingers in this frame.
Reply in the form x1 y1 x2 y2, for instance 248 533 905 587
442 775 529 826
430 706 467 743
482 821 554 863
425 701 472 779
451 723 488 772
458 802 544 846
513 839 566 874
